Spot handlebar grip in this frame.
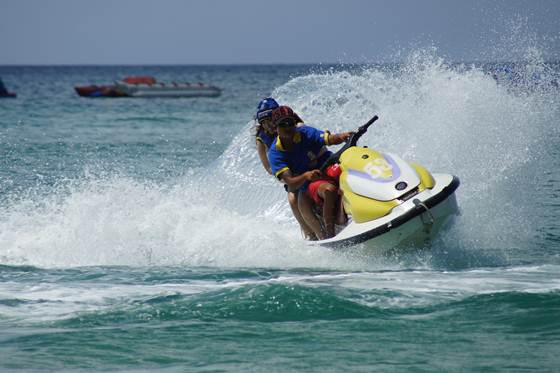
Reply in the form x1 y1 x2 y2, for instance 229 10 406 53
357 115 379 134
365 115 379 126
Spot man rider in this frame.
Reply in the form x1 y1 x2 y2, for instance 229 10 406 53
267 106 351 239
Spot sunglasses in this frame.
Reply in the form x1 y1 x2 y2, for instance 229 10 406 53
258 117 272 126
276 118 296 128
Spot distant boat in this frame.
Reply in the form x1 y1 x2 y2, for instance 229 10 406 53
75 76 221 98
0 78 16 98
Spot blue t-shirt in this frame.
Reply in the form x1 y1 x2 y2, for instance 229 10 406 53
268 126 332 179
256 128 275 149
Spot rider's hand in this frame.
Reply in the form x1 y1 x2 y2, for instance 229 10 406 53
332 131 354 144
342 132 354 141
305 169 322 181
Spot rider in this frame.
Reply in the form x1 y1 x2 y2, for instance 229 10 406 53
254 97 279 174
253 98 316 240
267 106 352 239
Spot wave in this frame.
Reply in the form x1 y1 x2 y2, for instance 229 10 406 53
2 264 559 325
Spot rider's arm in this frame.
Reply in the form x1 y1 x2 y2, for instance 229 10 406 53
306 126 352 147
326 132 353 145
279 169 321 191
256 139 272 175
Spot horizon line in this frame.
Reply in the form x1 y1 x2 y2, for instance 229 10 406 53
1 60 558 67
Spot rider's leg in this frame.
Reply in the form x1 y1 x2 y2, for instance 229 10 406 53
318 183 338 238
298 190 326 240
288 191 316 240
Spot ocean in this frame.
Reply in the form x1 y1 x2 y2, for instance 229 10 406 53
1 54 559 371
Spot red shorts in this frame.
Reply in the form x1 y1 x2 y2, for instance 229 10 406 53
306 179 337 205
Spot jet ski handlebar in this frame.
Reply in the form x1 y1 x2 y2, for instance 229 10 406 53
319 115 379 173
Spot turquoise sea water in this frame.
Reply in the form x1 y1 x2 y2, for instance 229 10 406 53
1 55 560 372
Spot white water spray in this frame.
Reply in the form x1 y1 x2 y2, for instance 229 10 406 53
1 48 558 269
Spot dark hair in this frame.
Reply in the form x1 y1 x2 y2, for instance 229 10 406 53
293 112 304 123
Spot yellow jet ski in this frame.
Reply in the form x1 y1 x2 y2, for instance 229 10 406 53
308 115 460 250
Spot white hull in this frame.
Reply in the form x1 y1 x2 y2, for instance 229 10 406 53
308 174 460 250
115 82 221 98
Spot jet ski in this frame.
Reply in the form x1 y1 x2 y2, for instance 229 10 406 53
307 115 460 250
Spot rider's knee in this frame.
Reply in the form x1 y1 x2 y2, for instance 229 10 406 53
288 192 297 206
322 185 338 199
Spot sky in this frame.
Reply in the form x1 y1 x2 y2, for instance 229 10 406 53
0 0 559 65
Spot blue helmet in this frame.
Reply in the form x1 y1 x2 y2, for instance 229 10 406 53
255 97 279 121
